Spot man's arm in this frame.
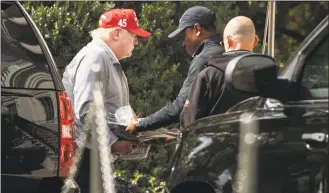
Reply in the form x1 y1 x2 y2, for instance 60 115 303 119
180 68 226 128
73 52 118 146
180 73 210 128
136 57 207 131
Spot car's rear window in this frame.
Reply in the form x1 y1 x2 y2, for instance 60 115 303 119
1 2 54 89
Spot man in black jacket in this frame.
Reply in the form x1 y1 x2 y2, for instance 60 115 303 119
180 16 259 128
126 6 224 133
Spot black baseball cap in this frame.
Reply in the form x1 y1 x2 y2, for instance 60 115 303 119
168 6 216 38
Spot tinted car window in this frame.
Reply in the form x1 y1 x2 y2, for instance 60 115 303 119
299 36 328 99
1 2 54 89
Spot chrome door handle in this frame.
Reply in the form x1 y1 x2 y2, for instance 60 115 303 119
302 132 328 150
302 133 328 142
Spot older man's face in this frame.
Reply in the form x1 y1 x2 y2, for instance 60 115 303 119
117 29 138 59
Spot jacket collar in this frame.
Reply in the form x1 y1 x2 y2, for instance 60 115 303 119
192 34 222 58
223 50 251 55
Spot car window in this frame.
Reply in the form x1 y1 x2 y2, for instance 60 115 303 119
1 2 54 89
299 36 328 99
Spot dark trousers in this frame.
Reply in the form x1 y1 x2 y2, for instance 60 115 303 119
76 148 134 193
76 148 91 193
76 148 104 193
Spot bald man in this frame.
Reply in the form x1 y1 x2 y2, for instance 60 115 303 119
180 16 259 128
223 16 258 52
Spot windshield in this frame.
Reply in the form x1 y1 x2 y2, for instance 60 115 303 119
279 16 328 78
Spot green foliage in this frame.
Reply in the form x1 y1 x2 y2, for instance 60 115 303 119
115 168 166 193
131 170 143 185
124 1 182 115
23 1 115 74
242 1 328 67
146 176 166 193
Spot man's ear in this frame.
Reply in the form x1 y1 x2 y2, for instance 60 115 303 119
111 28 121 41
253 35 259 48
194 23 201 37
227 35 233 49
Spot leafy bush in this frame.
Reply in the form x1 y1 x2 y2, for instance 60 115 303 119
23 1 115 75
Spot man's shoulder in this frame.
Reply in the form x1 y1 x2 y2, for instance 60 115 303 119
207 50 251 71
84 42 108 58
196 51 251 81
190 44 223 67
189 66 223 86
198 43 224 59
75 43 111 69
69 42 106 63
65 42 109 75
198 64 223 79
187 47 223 79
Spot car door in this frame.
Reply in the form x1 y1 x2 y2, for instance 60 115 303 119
1 1 62 192
290 33 328 193
259 25 328 193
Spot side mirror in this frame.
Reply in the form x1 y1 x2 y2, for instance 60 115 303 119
225 54 280 99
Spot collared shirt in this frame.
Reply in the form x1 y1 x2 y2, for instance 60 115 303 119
62 37 131 149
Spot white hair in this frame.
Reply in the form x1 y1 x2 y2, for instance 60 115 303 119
89 27 120 41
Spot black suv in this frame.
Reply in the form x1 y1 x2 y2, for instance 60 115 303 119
1 2 76 193
166 16 328 193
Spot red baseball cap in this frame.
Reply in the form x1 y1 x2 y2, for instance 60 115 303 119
99 9 151 38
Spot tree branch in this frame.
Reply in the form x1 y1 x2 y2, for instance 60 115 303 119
275 27 305 41
254 21 305 41
251 11 305 41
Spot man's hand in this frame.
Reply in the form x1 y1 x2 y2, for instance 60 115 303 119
125 113 141 134
125 120 137 134
111 141 137 156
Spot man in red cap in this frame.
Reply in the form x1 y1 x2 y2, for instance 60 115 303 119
62 8 151 193
91 8 151 59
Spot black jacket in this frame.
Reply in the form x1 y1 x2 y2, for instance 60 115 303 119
137 34 224 131
180 50 255 128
